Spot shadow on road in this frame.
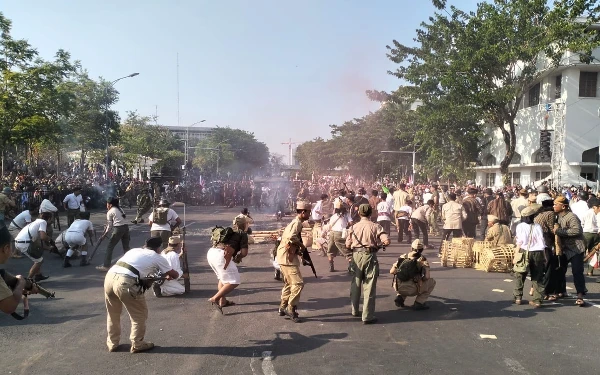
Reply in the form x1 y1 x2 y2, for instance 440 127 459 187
150 331 348 357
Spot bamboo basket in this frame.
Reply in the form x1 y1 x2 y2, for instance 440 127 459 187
472 241 495 269
479 245 516 272
441 241 473 268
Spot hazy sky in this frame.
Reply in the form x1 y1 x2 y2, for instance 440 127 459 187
3 0 478 161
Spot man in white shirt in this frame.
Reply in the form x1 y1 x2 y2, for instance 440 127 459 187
571 191 590 223
581 197 599 276
376 192 392 235
104 237 179 353
397 199 413 243
154 236 185 297
63 187 83 226
148 199 181 249
8 206 37 258
14 212 53 281
411 199 434 248
63 212 95 268
422 188 433 204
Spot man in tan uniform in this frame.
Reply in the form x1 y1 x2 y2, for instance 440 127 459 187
485 215 513 245
390 239 436 310
276 200 312 323
345 204 390 324
0 187 16 225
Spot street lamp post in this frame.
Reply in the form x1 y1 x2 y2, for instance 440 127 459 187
183 120 206 175
104 73 139 181
381 150 417 184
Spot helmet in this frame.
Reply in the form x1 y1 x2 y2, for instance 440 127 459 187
159 199 170 207
578 191 589 201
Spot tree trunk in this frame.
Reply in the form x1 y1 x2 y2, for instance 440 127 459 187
498 120 517 186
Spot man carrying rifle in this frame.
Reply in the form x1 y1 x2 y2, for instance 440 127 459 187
104 237 179 353
276 200 312 323
345 204 390 324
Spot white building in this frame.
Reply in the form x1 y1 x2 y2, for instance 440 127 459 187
475 49 600 189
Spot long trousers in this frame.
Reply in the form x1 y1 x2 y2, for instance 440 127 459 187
280 265 304 309
411 218 429 246
103 225 131 267
514 251 545 304
104 273 148 350
397 220 411 242
350 251 379 322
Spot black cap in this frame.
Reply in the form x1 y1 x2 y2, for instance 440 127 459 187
145 237 163 249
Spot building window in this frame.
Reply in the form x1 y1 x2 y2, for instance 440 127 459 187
485 173 496 187
510 172 521 186
528 83 540 107
535 171 551 181
555 75 562 99
579 71 598 97
511 152 521 164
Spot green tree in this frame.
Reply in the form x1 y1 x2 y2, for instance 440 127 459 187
192 127 269 176
386 0 600 183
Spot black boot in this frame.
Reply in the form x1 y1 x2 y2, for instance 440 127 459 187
63 256 72 268
80 255 90 267
274 269 281 281
329 261 335 272
286 306 301 323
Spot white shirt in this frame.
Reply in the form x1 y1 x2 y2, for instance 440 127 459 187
386 194 394 209
581 208 598 233
398 205 413 221
311 200 324 221
107 207 127 228
515 223 545 251
109 248 173 278
15 219 48 243
9 210 32 230
161 250 183 277
63 193 83 210
39 199 58 213
536 193 552 205
423 192 433 203
331 212 351 232
149 208 179 231
571 200 589 223
67 219 94 234
376 201 392 222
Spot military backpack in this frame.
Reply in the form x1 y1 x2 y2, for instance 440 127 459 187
153 207 169 225
394 255 421 282
211 226 235 247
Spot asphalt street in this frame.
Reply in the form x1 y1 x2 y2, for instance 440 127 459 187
1 206 600 375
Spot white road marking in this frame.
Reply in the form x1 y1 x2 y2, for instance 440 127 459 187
250 352 258 375
566 286 573 290
261 351 277 375
492 289 504 293
479 334 497 339
504 358 530 374
583 299 600 309
503 279 513 282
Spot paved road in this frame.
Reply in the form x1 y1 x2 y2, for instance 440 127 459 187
1 206 600 375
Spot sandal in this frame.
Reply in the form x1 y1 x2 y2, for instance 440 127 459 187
209 300 224 315
529 288 534 296
220 300 236 308
514 299 522 305
547 295 558 302
529 301 542 308
557 293 565 299
575 298 585 307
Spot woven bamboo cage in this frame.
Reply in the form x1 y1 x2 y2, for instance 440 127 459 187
479 245 516 272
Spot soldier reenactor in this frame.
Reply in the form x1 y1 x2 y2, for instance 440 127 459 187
345 204 390 324
131 188 152 225
390 239 436 310
276 200 312 323
148 200 181 249
0 187 16 226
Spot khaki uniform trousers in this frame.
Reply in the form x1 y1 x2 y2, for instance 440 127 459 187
396 278 436 304
104 273 149 350
151 229 171 249
279 265 304 309
350 251 379 321
428 210 440 235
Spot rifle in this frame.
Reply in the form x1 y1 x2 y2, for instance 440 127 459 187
173 224 193 293
553 215 562 269
583 242 600 263
88 230 107 262
301 247 317 278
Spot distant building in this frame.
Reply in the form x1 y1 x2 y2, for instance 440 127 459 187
475 48 600 188
166 126 215 141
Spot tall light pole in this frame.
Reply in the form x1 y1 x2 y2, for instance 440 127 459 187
381 150 417 184
104 73 139 181
184 120 206 172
